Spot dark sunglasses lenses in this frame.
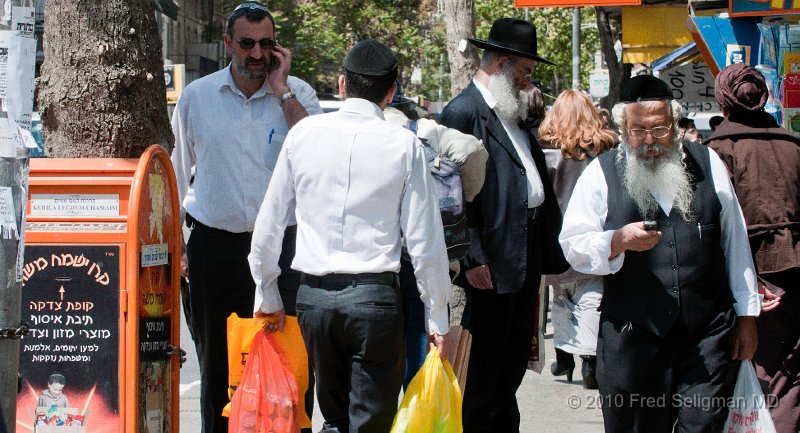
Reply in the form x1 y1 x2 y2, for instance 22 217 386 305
237 38 276 50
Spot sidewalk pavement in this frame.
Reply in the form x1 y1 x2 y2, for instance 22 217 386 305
179 286 606 432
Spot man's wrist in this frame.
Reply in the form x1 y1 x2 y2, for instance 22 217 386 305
272 84 291 96
279 91 297 106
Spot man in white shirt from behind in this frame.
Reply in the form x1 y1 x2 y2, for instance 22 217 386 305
249 39 450 433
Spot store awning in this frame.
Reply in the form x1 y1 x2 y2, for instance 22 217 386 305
622 5 694 63
154 0 180 20
651 42 701 72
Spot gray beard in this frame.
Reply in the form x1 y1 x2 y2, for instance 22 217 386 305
487 69 527 122
234 57 269 81
617 142 694 221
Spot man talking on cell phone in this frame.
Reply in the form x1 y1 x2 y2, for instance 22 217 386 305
170 2 322 432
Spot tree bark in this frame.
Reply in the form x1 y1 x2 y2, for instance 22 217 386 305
596 7 627 111
38 0 173 157
443 0 479 98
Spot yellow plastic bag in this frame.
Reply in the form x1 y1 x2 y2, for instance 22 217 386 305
390 347 463 433
223 314 311 428
226 313 265 402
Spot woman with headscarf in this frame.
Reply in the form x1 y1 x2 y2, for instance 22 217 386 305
538 90 617 389
705 63 800 433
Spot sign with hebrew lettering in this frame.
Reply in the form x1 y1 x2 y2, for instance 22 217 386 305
137 155 177 433
17 244 121 432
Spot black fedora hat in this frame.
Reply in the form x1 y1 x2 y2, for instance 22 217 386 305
389 80 414 108
469 18 554 66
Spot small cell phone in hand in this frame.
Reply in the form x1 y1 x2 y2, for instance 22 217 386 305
643 221 657 231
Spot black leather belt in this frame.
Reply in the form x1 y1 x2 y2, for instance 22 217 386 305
186 213 297 237
527 207 540 221
300 272 397 288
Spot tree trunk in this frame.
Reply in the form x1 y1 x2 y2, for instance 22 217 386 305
443 0 479 97
596 7 626 111
38 0 173 157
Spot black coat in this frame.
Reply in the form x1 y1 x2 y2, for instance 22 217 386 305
440 83 568 293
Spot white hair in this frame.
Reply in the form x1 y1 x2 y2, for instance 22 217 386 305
612 99 684 147
611 99 695 221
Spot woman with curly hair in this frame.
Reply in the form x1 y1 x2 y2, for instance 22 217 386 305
539 89 617 389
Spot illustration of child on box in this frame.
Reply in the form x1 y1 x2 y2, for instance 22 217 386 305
38 374 69 409
34 373 85 429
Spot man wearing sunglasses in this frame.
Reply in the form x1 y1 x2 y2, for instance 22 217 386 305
170 2 322 432
559 75 759 433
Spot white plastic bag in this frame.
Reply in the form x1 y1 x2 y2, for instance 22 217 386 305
722 361 776 433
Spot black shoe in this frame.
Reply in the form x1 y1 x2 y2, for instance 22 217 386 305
581 355 598 390
551 348 575 382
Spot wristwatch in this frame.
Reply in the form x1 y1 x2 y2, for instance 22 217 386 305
279 91 296 105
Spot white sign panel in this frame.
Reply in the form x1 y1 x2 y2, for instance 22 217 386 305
0 30 10 99
30 194 120 217
141 243 168 267
663 63 719 113
7 7 36 128
589 72 610 99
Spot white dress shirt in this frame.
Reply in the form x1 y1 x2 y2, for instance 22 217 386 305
473 78 544 208
249 98 452 335
170 64 323 233
559 147 760 316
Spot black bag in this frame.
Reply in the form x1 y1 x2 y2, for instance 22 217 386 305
407 120 470 261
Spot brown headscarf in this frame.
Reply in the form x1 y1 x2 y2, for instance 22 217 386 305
715 64 768 115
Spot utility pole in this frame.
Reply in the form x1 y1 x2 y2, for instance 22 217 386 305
0 0 35 431
572 6 581 90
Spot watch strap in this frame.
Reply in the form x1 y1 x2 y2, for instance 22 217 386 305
279 91 296 105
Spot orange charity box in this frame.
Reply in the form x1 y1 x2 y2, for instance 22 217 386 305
16 145 182 433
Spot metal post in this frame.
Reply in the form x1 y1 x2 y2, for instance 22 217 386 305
0 1 34 431
572 6 581 90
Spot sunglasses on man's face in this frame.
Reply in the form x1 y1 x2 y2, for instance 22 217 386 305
235 37 277 50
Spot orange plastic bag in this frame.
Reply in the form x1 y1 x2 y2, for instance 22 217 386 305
223 314 311 428
228 329 301 433
226 314 265 402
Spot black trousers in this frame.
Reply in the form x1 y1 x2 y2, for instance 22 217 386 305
399 257 428 389
296 273 405 433
596 309 739 433
185 220 308 433
458 209 542 433
458 278 539 433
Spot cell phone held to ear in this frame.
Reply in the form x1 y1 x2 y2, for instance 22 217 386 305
643 220 657 231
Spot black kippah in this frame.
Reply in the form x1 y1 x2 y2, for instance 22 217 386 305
619 75 674 103
344 39 397 76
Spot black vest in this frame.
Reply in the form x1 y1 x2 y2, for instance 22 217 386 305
599 142 735 338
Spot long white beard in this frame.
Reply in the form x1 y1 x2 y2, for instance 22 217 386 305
487 69 527 122
618 142 694 221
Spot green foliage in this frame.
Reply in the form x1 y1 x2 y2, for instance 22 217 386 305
475 4 600 96
218 1 599 100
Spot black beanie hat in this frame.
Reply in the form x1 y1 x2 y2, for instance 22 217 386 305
344 39 398 76
619 75 674 103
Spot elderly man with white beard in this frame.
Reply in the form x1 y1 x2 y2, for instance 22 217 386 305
440 18 569 433
559 75 760 433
